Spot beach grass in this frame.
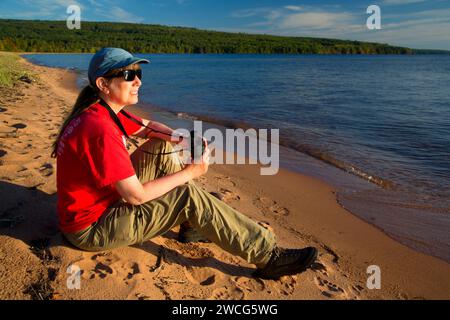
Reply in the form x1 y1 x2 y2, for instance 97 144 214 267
0 51 35 87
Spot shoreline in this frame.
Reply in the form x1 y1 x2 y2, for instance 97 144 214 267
128 101 450 265
0 54 449 299
21 53 450 265
148 105 392 189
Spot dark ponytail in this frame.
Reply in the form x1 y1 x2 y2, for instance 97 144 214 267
50 85 100 158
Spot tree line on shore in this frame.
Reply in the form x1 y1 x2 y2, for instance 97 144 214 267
0 19 415 54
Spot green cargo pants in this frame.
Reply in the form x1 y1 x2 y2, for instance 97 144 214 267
64 138 275 266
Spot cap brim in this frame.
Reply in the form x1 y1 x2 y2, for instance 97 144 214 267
131 57 150 64
112 57 150 71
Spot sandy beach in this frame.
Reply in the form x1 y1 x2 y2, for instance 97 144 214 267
0 53 449 300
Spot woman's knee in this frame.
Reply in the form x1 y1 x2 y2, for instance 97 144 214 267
142 138 173 153
177 183 194 196
174 184 198 210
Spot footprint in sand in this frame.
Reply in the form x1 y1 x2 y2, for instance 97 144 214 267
8 166 31 181
184 264 221 286
209 285 245 300
254 196 290 217
257 220 274 233
135 293 152 300
89 252 117 279
161 239 223 287
213 175 236 189
349 284 365 299
314 276 348 299
85 252 143 282
311 261 329 276
9 142 33 155
120 261 141 283
0 130 18 138
234 276 265 292
39 163 54 177
321 245 339 264
275 276 298 296
210 188 241 202
74 252 118 280
0 150 7 166
93 262 113 279
311 248 341 278
269 205 289 216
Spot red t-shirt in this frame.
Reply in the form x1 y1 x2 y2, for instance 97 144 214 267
56 103 143 233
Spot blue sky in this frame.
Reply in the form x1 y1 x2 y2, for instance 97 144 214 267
1 0 449 50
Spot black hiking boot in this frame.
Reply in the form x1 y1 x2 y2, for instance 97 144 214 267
254 246 318 280
177 222 211 243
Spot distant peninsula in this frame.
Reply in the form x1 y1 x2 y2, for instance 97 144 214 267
0 19 446 55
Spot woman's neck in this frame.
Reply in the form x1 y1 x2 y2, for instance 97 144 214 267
99 96 124 114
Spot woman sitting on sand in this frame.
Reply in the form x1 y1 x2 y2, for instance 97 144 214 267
51 47 317 280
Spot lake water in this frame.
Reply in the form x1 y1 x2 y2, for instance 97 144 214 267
25 53 450 263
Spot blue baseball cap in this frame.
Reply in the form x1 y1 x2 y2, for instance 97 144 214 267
88 47 149 87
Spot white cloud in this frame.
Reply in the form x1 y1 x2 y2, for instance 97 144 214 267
54 0 83 8
358 6 450 49
358 22 450 49
280 12 354 30
406 7 450 19
78 0 145 23
2 0 84 19
86 0 103 7
284 5 302 11
2 0 148 24
30 0 84 10
229 4 450 50
231 7 274 18
109 6 144 23
267 10 283 21
383 0 428 5
232 6 358 33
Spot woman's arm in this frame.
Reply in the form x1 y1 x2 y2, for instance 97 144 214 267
115 146 210 205
133 118 182 143
115 170 192 205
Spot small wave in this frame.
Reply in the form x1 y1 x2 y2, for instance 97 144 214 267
145 104 257 132
176 112 197 121
279 140 395 189
141 104 395 189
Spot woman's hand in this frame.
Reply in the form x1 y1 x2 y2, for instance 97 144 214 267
176 134 190 151
116 139 210 205
185 139 211 179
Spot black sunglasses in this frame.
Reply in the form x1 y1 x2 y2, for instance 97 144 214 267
107 69 142 81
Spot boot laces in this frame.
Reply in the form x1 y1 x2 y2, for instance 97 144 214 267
270 247 301 265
